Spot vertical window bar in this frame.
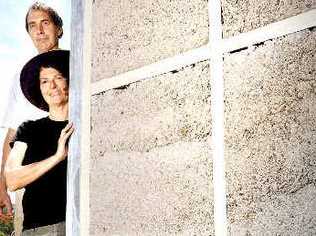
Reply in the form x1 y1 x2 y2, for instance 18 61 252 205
208 0 228 235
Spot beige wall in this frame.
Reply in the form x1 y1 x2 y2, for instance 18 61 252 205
91 61 214 235
90 0 316 235
92 0 209 81
224 29 316 234
222 0 316 37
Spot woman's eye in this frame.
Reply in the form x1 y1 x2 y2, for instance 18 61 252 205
56 76 64 81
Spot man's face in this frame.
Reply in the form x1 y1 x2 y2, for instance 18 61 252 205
39 67 68 108
27 10 61 53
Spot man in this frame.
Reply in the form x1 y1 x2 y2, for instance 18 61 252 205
0 2 64 223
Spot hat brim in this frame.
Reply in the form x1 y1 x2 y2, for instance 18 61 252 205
20 50 69 111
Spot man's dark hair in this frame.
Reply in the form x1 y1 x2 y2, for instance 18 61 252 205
25 2 63 39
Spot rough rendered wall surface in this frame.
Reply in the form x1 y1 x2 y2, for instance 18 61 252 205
91 61 214 235
92 0 209 81
224 29 316 234
222 0 316 37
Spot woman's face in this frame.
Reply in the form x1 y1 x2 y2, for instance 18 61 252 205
39 67 68 108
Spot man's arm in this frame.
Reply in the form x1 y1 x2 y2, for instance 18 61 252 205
0 71 20 220
1 128 16 175
0 128 16 220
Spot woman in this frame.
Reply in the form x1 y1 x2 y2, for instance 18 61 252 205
5 50 73 235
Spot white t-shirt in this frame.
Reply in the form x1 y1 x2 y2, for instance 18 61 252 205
1 69 47 130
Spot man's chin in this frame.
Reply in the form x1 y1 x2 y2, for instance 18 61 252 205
37 44 54 53
37 46 49 53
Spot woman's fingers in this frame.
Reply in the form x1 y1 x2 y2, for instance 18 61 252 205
59 122 75 143
56 122 75 160
61 122 73 134
60 122 73 135
64 125 74 140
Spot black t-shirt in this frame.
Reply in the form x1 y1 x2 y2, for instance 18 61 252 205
12 117 68 230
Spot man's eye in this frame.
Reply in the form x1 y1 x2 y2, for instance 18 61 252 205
43 20 50 26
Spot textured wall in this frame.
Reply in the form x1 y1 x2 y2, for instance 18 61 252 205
91 61 214 235
92 0 209 81
224 29 316 234
222 0 316 37
90 0 316 234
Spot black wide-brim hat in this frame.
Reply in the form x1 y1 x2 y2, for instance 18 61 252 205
20 50 70 111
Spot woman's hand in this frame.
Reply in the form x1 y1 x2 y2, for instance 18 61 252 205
55 122 74 161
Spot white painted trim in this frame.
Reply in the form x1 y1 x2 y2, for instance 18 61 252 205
91 45 210 95
80 0 91 236
209 0 228 235
67 1 91 236
221 9 316 53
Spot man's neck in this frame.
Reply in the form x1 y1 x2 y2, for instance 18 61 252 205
38 45 60 54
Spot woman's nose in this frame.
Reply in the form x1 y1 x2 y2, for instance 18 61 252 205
49 80 57 88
